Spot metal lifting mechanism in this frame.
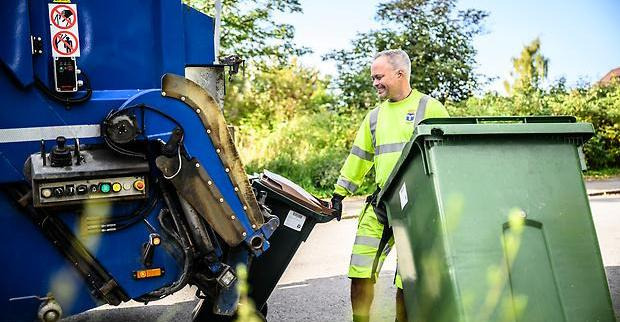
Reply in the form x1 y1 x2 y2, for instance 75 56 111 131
0 1 334 321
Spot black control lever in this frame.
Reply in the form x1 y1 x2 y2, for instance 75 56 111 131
40 139 46 166
50 136 72 167
161 127 184 157
142 233 161 267
74 137 82 165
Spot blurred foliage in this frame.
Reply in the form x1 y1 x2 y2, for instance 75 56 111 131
235 265 264 322
584 167 620 180
183 0 309 63
324 0 488 109
503 38 549 95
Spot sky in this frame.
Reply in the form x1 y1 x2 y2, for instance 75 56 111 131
276 0 620 93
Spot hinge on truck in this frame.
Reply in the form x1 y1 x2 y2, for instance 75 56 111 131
31 35 43 55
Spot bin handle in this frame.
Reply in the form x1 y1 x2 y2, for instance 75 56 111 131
414 141 431 175
476 117 527 124
473 116 576 124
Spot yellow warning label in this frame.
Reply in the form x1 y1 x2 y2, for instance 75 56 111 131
52 0 71 3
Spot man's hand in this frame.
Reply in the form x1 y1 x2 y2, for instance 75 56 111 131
330 194 344 221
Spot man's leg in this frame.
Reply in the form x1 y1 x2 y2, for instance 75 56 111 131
348 206 392 322
394 265 408 322
351 278 374 322
396 288 407 322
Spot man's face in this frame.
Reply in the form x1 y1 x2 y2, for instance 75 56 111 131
371 56 402 100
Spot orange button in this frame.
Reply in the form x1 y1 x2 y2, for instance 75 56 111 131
134 180 145 191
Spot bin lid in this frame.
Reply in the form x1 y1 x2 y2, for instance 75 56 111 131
258 170 334 218
378 116 595 204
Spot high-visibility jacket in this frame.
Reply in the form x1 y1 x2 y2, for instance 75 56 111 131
334 90 449 196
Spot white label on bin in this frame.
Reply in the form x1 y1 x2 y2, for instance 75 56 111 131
399 183 408 210
284 210 306 231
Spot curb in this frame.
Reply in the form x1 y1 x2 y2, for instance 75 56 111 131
588 190 620 197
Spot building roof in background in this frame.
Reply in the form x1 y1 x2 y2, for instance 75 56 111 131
599 67 620 85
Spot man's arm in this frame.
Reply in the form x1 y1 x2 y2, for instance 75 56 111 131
331 110 376 219
424 97 450 118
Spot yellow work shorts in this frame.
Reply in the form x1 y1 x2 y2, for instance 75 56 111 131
348 204 402 289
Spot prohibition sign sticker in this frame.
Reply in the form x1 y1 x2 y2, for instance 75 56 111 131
48 3 80 57
50 4 76 29
52 31 79 56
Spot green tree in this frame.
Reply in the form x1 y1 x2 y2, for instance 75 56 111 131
228 61 368 196
184 0 309 63
224 59 336 127
503 38 549 95
325 0 487 109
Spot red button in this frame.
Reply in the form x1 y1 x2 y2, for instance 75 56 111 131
134 180 145 191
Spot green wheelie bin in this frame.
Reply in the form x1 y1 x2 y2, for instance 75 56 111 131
377 116 615 322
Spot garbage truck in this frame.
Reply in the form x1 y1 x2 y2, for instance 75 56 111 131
0 1 334 321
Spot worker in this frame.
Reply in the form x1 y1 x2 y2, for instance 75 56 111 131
329 49 449 322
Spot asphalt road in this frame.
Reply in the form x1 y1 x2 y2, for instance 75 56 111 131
66 193 620 322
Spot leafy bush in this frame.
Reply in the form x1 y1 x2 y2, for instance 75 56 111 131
228 62 375 197
447 81 620 170
237 110 376 197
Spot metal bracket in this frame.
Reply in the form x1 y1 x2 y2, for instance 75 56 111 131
218 55 245 81
31 35 43 55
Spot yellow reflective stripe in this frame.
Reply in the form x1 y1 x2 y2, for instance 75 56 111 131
337 177 358 193
350 145 374 161
375 142 407 155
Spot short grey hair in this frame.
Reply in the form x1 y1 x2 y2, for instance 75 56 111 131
373 49 411 78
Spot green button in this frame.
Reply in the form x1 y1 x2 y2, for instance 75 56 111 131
100 183 111 193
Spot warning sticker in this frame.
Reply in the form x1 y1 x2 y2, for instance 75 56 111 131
48 3 80 57
284 210 306 232
50 4 76 29
399 182 408 210
52 31 79 56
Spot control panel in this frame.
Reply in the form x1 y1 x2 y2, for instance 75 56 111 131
53 57 79 92
30 140 150 208
38 176 147 206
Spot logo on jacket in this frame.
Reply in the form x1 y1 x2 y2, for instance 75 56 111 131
405 112 415 122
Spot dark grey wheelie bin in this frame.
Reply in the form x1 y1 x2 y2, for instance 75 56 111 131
248 170 335 315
